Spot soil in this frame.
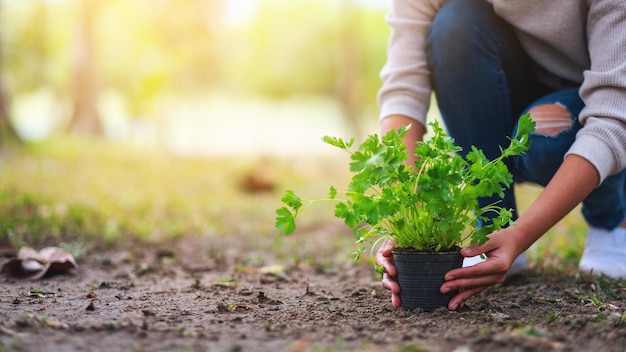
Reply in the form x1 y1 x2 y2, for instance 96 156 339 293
1 236 626 352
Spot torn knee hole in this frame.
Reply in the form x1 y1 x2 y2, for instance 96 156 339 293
528 103 573 135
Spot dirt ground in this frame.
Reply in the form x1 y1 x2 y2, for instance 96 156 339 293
1 236 626 352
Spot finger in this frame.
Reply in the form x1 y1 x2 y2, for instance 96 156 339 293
380 239 395 255
376 240 394 259
381 272 402 308
446 257 509 281
443 259 507 289
379 259 397 277
391 292 402 308
381 273 400 294
376 249 397 277
461 240 498 259
442 272 506 294
460 243 483 258
448 286 486 311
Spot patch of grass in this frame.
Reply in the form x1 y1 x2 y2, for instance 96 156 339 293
545 312 558 322
0 137 590 272
0 190 108 255
1 138 355 260
519 324 552 338
575 272 626 309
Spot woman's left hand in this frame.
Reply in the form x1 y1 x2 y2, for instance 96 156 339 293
440 228 524 310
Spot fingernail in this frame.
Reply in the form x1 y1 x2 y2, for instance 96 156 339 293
460 248 472 255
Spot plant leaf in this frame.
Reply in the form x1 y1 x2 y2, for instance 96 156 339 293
515 113 535 139
335 202 358 228
280 190 302 211
328 186 337 199
322 136 354 150
275 207 296 234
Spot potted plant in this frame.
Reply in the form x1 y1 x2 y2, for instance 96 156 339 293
275 114 535 311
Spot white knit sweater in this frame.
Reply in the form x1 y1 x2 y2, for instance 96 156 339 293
377 0 626 183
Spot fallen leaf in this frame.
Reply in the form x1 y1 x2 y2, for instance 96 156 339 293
0 327 16 336
0 246 78 280
259 264 284 275
45 320 69 329
238 159 275 194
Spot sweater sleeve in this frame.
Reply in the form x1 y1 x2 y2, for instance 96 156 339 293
566 0 626 183
377 0 446 127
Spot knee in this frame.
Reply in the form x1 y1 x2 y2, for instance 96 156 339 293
427 0 503 69
516 104 577 185
528 103 574 136
428 0 485 48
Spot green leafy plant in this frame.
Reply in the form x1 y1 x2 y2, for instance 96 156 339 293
276 114 535 260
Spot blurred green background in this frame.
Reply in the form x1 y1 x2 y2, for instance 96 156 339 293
0 0 396 264
0 0 388 152
0 0 585 271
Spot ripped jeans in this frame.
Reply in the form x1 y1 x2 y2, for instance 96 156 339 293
426 0 626 230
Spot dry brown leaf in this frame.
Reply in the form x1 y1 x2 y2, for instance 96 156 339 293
238 159 275 194
0 246 78 280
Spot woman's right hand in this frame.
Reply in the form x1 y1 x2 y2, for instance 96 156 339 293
376 239 402 308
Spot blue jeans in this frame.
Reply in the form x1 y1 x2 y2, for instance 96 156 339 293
426 0 626 230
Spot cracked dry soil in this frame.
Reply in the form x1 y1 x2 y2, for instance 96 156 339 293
1 237 626 352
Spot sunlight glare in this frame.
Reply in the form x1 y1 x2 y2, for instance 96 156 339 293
224 0 258 27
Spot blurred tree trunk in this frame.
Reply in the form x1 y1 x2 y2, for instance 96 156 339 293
0 79 19 149
69 0 102 136
0 78 18 138
0 2 20 149
336 0 364 139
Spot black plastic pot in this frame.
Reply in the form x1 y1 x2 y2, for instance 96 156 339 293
392 248 463 311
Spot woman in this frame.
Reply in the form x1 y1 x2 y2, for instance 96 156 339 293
375 0 626 311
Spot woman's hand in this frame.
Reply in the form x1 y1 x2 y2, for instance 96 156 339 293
441 228 524 310
376 228 524 311
441 155 600 310
376 239 402 308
